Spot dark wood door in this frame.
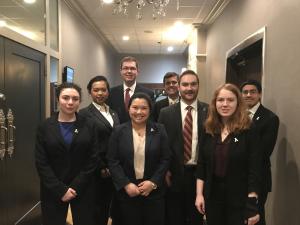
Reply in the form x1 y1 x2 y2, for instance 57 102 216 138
0 37 45 225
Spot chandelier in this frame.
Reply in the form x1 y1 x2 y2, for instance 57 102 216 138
100 0 177 20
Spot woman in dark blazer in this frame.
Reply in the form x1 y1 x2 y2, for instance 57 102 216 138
107 92 170 225
35 83 98 225
79 76 119 225
195 84 261 225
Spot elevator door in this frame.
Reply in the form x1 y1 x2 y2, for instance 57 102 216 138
0 36 45 225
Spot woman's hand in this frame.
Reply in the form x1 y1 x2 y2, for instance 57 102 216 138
195 194 205 214
246 214 260 225
100 168 111 178
165 171 172 187
138 180 155 196
61 188 77 202
124 183 140 197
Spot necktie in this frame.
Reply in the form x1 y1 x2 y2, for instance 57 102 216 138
124 88 131 111
183 106 193 164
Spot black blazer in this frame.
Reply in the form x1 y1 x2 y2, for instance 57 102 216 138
152 97 169 122
107 121 170 199
196 128 262 207
79 103 120 174
107 84 154 124
251 104 279 192
35 113 98 200
158 101 208 191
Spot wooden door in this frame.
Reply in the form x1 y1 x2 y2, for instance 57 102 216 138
0 37 45 225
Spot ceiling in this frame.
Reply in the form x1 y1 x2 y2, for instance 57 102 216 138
0 0 231 54
70 0 231 54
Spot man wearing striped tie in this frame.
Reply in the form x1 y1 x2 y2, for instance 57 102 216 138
158 70 208 225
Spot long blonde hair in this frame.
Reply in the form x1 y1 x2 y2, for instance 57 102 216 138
205 83 251 135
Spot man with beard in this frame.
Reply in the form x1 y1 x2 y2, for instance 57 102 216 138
158 70 208 225
241 80 279 225
152 72 180 121
107 56 154 124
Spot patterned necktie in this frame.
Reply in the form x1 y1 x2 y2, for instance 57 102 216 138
124 88 131 111
183 105 193 164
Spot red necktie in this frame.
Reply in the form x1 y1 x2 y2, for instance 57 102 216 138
124 88 131 111
183 106 193 164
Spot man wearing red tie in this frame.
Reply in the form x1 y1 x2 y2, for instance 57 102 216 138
159 70 208 225
107 56 154 124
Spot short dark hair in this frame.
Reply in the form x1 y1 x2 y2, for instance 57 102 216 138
240 79 262 93
56 82 82 101
163 72 179 84
179 69 199 84
87 75 110 94
128 92 152 111
120 56 139 70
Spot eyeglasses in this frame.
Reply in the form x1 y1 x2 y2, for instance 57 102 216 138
122 67 137 71
242 89 258 95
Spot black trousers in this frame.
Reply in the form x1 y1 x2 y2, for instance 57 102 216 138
206 178 244 225
41 184 95 225
119 196 165 225
165 166 203 225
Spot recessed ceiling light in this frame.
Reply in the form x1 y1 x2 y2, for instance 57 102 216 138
0 20 7 27
122 35 130 41
103 0 113 4
23 0 36 4
167 46 174 52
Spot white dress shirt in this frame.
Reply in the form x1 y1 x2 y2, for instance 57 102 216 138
123 82 136 100
248 102 260 120
92 102 114 127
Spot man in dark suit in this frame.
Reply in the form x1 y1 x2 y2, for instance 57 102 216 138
241 80 279 225
107 56 154 123
79 76 119 225
158 70 208 225
152 72 180 121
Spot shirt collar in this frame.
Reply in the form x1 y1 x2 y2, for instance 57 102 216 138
92 102 109 112
249 102 260 115
168 96 179 105
180 99 198 111
123 82 136 93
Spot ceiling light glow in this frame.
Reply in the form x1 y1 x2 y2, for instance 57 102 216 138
24 0 36 4
103 0 113 3
163 22 192 41
122 35 130 41
0 20 7 27
167 46 174 52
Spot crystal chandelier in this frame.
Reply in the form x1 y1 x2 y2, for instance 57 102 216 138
100 0 173 20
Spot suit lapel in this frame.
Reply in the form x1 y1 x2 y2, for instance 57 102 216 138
49 115 67 149
252 104 264 124
89 104 112 130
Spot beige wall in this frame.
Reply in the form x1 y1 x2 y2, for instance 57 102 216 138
61 1 117 108
205 0 300 224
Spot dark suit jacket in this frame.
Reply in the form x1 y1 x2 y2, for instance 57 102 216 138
107 84 154 124
107 121 170 199
196 128 262 207
152 97 169 122
79 103 119 175
158 101 208 192
251 104 279 192
35 113 98 200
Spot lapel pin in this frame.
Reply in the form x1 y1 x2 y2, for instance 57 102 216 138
256 116 260 120
151 128 155 132
74 129 79 134
234 137 238 142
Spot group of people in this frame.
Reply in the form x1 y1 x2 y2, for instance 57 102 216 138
35 56 279 225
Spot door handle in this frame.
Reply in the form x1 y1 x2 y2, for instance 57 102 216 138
6 109 15 158
0 109 7 160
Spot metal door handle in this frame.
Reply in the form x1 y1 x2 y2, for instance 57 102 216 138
6 109 15 158
0 109 7 160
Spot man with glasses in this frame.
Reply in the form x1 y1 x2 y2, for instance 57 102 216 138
107 56 154 123
241 80 279 225
152 72 180 121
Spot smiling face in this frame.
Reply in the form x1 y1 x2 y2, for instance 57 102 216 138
120 61 138 87
129 98 150 125
216 88 238 121
90 81 109 105
164 75 179 99
179 74 199 105
58 88 80 116
241 84 261 108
